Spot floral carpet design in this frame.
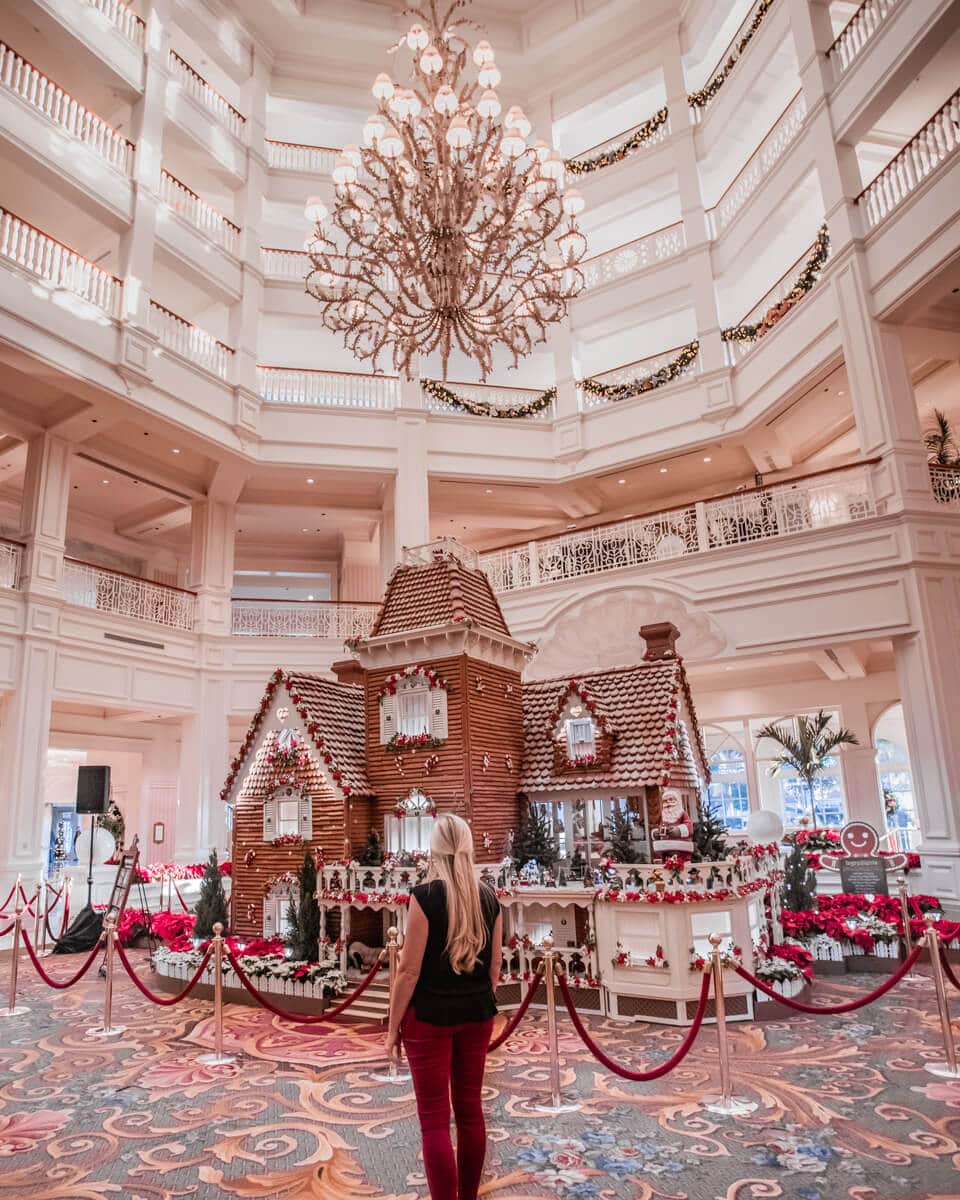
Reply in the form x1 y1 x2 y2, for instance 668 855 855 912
0 953 958 1198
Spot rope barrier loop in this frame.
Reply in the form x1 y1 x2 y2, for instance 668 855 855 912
225 946 384 1024
489 968 545 1052
115 941 214 1006
20 929 104 990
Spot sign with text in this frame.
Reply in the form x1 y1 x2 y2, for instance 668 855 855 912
839 853 889 896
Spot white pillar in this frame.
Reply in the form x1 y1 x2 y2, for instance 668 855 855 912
175 675 230 862
19 433 72 598
386 415 430 565
836 700 883 827
187 499 236 635
339 535 381 601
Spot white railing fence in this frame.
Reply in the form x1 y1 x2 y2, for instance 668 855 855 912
858 88 960 231
168 52 245 140
0 42 134 174
723 239 817 365
421 380 555 420
579 344 699 409
0 540 22 589
260 247 310 280
707 90 807 238
258 366 399 410
159 170 239 254
828 0 903 75
581 222 685 290
568 110 671 169
0 207 121 318
149 302 233 379
230 600 378 639
63 560 197 630
480 464 877 593
266 140 338 175
85 0 146 47
930 465 960 506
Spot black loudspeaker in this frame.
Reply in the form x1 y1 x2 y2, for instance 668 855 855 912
76 765 111 815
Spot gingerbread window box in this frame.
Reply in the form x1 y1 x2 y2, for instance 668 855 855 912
553 735 613 775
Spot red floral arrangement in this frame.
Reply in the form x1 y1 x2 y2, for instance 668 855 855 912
386 732 442 753
378 664 446 701
769 942 814 981
151 911 197 945
785 828 841 851
270 833 304 846
567 752 598 769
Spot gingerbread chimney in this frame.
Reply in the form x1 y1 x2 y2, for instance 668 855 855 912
331 658 365 686
640 621 681 660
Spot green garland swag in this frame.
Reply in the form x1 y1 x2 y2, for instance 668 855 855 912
422 377 557 419
722 223 830 343
688 0 776 108
580 340 700 402
565 107 670 176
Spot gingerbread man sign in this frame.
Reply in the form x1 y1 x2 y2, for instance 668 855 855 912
820 820 905 894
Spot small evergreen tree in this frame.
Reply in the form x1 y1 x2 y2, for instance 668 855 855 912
781 843 817 912
193 849 230 939
288 851 320 961
512 802 558 869
359 828 384 865
609 807 639 863
691 799 729 862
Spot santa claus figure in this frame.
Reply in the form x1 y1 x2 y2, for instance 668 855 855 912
652 789 694 863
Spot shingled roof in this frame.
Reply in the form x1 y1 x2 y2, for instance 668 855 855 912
520 659 709 793
368 554 512 638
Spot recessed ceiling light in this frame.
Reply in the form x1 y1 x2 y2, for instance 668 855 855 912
307 594 314 601
617 478 626 485
703 456 712 463
838 390 845 396
567 523 576 529
101 478 109 485
659 467 668 474
171 448 181 454
484 488 492 494
306 477 315 484
301 527 309 533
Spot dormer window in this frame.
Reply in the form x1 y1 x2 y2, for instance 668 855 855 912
566 716 596 758
379 666 448 744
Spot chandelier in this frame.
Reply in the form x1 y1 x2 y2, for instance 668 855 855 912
303 0 587 380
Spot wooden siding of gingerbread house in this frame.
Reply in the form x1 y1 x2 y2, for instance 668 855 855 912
463 658 525 860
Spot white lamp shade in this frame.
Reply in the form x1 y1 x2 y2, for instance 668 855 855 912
505 106 532 139
472 39 494 66
363 113 385 146
561 188 585 215
445 115 472 148
746 810 785 843
372 73 394 100
478 61 501 88
303 196 329 223
500 127 525 159
342 144 362 167
477 89 501 119
379 124 403 158
433 85 458 114
420 44 443 74
332 156 358 185
407 24 429 50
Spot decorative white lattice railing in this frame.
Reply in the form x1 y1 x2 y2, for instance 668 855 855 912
159 169 240 254
149 301 233 378
827 0 903 75
260 246 310 280
258 365 399 409
0 206 121 319
0 540 22 590
706 90 807 238
580 222 685 290
480 463 878 593
0 42 135 174
85 0 145 47
421 379 555 420
579 343 699 409
231 600 379 639
265 139 338 175
857 88 960 231
930 465 960 506
63 560 197 630
168 51 245 140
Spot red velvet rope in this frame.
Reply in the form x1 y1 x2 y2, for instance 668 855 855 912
115 941 214 1006
17 885 39 916
21 929 104 989
489 969 544 1051
0 881 16 913
733 943 923 1013
172 880 191 914
939 945 960 993
0 921 14 938
557 968 712 1081
225 946 384 1024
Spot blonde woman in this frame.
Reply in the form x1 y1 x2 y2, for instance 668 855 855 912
386 813 503 1200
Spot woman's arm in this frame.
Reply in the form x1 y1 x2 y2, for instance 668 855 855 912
488 911 503 990
386 896 428 1057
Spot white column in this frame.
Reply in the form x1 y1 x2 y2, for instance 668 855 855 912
140 729 180 862
339 535 381 601
386 415 430 564
187 499 236 635
175 675 230 862
894 568 960 910
836 700 883 827
18 432 72 598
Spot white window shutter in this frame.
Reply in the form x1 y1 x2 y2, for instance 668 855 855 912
380 694 398 743
299 794 312 835
430 689 448 740
263 798 277 839
263 900 275 937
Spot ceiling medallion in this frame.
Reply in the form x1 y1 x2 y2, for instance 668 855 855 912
304 0 587 380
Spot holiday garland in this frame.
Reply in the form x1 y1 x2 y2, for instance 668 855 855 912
580 341 700 402
377 664 447 701
687 0 777 109
722 224 830 343
422 377 557 419
565 107 670 176
385 731 443 753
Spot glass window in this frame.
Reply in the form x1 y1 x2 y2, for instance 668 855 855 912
703 726 750 831
566 717 596 758
752 711 849 829
399 687 430 736
874 704 919 849
386 790 434 853
277 799 300 835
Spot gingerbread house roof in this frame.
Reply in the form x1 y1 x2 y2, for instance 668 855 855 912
519 659 709 793
367 554 512 638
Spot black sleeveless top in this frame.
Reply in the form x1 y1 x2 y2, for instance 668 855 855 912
410 879 500 1026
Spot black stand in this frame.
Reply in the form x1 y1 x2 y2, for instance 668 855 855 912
55 817 103 955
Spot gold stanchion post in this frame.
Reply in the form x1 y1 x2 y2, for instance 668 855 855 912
374 925 411 1083
532 937 580 1114
898 875 923 982
2 905 30 1018
703 934 757 1116
39 879 49 956
923 914 960 1079
87 916 125 1039
32 877 43 950
198 922 236 1067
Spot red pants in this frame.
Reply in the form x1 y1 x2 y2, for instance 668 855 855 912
401 1008 494 1200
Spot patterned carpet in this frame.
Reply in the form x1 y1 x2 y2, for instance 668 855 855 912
1 951 959 1199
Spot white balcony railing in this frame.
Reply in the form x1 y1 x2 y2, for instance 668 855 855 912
85 0 145 48
258 365 399 410
930 465 960 506
0 540 22 589
722 238 817 364
566 110 671 171
265 139 338 175
421 379 556 420
827 0 903 75
0 42 135 174
260 246 310 280
857 89 960 231
706 90 807 238
63 559 197 630
149 301 233 379
480 463 878 593
0 207 121 319
159 169 240 254
581 222 685 290
168 51 245 140
578 344 699 410
231 600 379 639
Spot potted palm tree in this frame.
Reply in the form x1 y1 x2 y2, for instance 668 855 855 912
756 710 859 826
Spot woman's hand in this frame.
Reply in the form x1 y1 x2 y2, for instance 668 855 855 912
385 1029 401 1063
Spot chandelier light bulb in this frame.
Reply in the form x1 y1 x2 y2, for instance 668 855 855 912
420 43 443 74
407 24 429 50
476 89 501 119
557 228 583 261
363 113 386 146
541 149 564 182
533 139 551 163
500 127 525 159
433 85 458 115
478 60 501 88
332 155 358 186
505 106 532 139
303 196 329 223
379 123 403 158
472 38 494 66
561 188 585 215
372 72 394 100
342 143 362 167
446 114 472 148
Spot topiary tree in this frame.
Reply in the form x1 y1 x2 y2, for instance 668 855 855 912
691 799 728 862
287 851 320 962
359 828 384 865
193 849 230 939
609 807 639 863
781 842 817 912
512 801 558 870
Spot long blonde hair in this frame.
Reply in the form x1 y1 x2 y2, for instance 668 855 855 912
429 813 486 974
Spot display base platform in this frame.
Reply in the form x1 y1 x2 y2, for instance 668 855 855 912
151 969 334 1016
